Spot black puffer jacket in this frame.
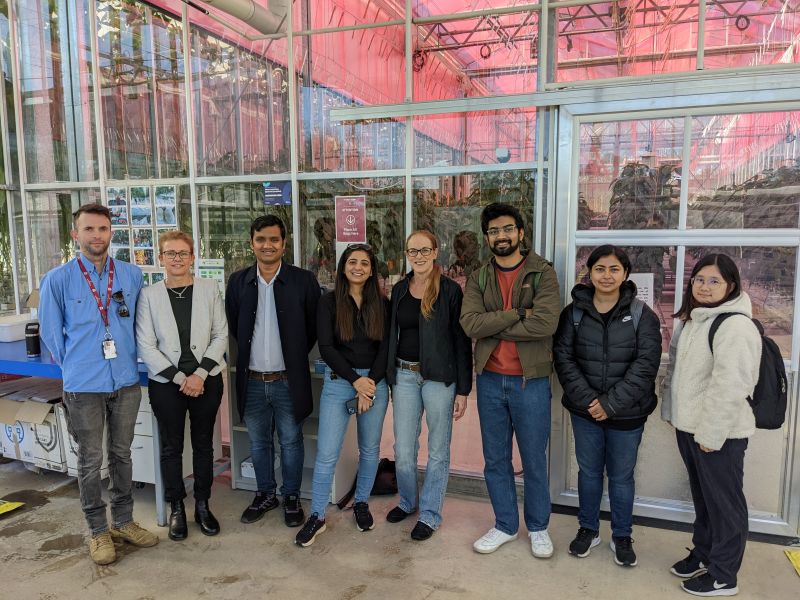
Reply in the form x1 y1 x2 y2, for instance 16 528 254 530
553 281 662 423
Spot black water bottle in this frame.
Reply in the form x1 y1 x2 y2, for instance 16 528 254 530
25 322 41 358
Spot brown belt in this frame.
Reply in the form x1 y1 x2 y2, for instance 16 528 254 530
249 370 287 382
396 359 420 373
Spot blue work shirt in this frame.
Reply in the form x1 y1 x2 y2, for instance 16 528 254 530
39 253 143 393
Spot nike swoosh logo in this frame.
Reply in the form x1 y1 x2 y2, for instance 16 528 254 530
713 581 728 590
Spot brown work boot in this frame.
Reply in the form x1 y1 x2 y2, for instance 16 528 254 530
110 521 159 547
89 531 116 565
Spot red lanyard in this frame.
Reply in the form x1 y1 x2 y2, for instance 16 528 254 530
77 257 115 329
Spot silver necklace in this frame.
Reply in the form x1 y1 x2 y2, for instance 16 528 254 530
167 285 190 299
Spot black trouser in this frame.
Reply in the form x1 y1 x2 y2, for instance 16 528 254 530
149 375 223 502
676 429 749 585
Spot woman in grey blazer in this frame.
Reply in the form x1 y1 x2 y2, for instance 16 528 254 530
136 231 228 541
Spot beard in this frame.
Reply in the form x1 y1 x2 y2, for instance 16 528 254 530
82 240 110 258
491 238 520 257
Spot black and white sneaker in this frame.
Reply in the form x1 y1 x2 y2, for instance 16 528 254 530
295 515 326 547
610 536 638 567
353 502 374 532
283 495 305 527
681 573 738 597
240 492 279 524
568 527 600 558
671 548 708 578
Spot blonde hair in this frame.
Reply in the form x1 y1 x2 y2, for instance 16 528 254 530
158 230 194 254
406 229 441 319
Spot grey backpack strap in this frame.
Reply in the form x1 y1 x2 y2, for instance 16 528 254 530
629 297 644 332
572 305 584 331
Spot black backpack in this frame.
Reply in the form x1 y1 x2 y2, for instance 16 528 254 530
708 313 787 430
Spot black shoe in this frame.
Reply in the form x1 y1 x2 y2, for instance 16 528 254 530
283 495 305 527
353 502 374 532
681 573 738 596
240 492 279 524
671 548 708 578
410 521 434 541
610 536 638 567
386 506 414 523
168 500 188 541
568 527 600 558
295 515 326 547
195 500 220 536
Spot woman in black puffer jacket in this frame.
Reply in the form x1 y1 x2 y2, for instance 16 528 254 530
553 245 662 568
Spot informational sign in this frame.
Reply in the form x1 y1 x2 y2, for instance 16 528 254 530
334 195 367 264
198 258 226 298
263 181 292 205
628 272 655 308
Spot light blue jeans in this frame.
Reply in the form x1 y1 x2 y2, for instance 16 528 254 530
310 368 389 518
392 367 455 529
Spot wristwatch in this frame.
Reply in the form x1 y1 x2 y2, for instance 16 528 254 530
517 307 527 321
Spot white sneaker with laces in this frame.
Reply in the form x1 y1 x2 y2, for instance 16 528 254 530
473 527 518 554
529 530 554 558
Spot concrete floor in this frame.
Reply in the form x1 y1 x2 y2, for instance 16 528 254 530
1 460 796 600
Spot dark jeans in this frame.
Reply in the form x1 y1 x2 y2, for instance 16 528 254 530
149 374 223 502
62 384 141 535
571 415 644 538
677 429 749 585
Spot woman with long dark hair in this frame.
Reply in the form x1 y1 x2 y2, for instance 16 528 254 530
295 243 390 547
663 253 761 596
553 245 662 567
385 230 472 541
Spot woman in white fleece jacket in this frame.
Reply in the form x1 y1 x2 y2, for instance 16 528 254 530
663 253 760 598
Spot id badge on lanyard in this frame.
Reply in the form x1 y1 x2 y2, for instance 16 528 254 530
77 257 118 360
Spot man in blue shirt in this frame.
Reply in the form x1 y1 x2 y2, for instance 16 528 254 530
226 215 320 528
39 204 159 565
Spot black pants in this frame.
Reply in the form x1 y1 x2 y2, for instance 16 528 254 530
676 429 749 585
149 375 223 502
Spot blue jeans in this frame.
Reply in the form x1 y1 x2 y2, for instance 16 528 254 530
310 368 389 517
243 378 304 497
476 371 551 535
392 368 455 529
571 415 644 538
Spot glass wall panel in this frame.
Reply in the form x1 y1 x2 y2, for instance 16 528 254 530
295 0 404 31
17 0 97 182
554 2 699 82
299 178 405 292
10 192 26 304
0 191 13 313
413 108 536 168
0 0 17 184
196 183 294 280
704 1 800 70
413 1 530 17
578 118 683 230
687 111 800 229
413 11 538 100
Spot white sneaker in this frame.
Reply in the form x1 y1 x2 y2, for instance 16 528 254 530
529 530 554 558
473 528 518 554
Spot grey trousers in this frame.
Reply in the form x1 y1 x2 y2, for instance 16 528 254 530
62 384 141 535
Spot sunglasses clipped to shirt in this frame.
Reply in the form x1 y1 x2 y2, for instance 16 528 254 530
111 290 130 318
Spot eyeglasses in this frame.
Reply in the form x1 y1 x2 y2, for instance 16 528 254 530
161 250 192 261
486 224 518 237
111 290 130 318
346 243 372 252
406 247 433 258
690 276 725 288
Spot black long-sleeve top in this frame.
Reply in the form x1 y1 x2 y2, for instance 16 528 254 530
157 286 218 381
317 291 390 384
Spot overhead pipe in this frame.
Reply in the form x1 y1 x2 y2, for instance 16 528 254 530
198 0 287 35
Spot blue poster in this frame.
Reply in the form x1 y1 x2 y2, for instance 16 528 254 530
263 181 292 206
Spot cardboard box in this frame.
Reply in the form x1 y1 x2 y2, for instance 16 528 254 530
55 403 109 479
25 410 66 472
0 398 37 461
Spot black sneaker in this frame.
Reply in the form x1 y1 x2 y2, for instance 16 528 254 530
671 548 708 578
240 492 279 524
283 495 305 527
610 536 638 567
410 521 434 541
386 506 414 523
353 502 374 532
681 573 738 596
568 527 600 558
295 515 326 547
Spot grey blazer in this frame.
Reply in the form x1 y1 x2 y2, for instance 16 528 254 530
135 277 228 382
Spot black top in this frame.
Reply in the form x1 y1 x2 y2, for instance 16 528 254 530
600 302 618 326
396 293 421 362
317 291 390 384
156 285 218 381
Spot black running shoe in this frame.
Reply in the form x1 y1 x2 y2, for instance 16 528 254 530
240 492 279 524
353 502 374 532
610 536 638 567
671 548 708 578
681 573 738 596
283 494 305 527
568 527 600 558
295 515 326 547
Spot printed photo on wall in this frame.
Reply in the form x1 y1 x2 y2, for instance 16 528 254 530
107 187 127 207
156 228 175 244
130 206 152 226
155 186 176 206
151 272 165 284
142 272 151 287
134 248 155 267
110 207 129 226
111 229 130 246
132 228 154 249
112 247 131 262
130 186 151 206
155 204 177 226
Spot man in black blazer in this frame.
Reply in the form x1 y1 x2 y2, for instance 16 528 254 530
225 215 320 527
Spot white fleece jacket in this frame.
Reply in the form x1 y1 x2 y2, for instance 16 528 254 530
668 293 761 451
